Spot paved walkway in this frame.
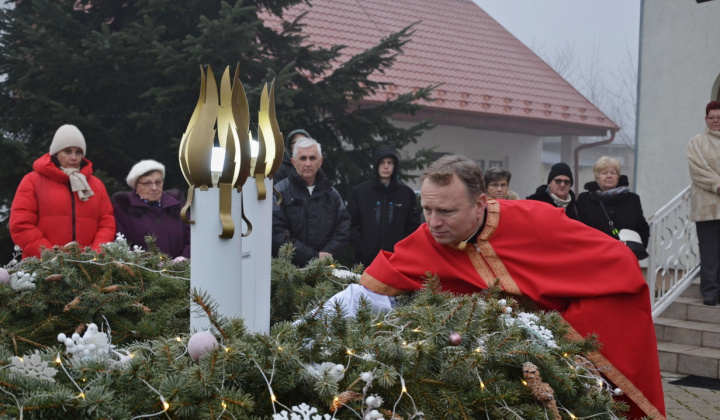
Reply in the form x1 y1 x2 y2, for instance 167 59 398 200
662 372 720 419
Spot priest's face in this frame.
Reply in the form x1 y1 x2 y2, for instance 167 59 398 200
421 175 487 245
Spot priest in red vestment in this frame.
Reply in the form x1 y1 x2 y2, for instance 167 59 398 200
355 155 665 420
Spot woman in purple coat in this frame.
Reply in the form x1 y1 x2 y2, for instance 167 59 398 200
112 160 190 258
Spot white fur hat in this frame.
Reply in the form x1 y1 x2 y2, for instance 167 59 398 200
126 159 166 189
49 124 86 156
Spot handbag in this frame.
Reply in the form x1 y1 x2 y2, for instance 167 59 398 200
596 198 648 260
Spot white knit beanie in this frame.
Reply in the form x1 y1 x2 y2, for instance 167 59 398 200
126 160 166 189
49 124 86 156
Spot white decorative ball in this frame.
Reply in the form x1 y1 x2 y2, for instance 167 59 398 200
188 331 218 361
498 299 506 306
613 388 622 395
72 333 80 342
366 396 375 407
64 338 74 347
57 333 67 343
0 268 9 284
361 372 373 383
505 307 513 314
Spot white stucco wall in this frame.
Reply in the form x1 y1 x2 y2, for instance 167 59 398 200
636 0 720 215
392 121 543 197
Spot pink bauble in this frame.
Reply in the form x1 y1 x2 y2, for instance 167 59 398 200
173 256 187 264
448 332 462 346
187 331 218 361
0 268 9 284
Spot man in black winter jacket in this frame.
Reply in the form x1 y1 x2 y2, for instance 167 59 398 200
347 146 421 267
526 162 580 220
272 138 350 266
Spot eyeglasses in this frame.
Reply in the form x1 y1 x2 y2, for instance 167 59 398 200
552 179 572 186
708 117 720 122
488 183 508 188
137 181 163 188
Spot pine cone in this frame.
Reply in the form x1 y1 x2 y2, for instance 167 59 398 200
64 297 81 312
381 409 404 420
331 390 362 411
113 261 135 277
522 362 560 419
44 274 62 282
102 285 121 293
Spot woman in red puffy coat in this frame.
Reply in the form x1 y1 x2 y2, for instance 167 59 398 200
10 124 116 259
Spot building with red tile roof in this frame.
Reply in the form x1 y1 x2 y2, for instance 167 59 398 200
264 0 619 193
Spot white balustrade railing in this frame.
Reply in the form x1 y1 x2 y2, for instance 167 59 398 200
646 186 700 318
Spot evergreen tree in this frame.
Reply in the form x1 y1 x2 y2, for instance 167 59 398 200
0 243 624 419
0 0 436 259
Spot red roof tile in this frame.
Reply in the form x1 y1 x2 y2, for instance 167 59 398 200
263 0 618 136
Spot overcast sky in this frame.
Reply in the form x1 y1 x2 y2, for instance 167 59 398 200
472 0 641 77
472 0 642 146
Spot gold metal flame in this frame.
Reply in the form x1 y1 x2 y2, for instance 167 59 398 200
178 64 282 239
255 81 284 200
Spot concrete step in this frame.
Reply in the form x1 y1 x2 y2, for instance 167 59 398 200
657 341 720 379
655 317 720 349
659 296 720 323
680 279 701 299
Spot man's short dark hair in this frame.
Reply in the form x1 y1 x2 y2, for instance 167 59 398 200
422 155 485 204
484 167 511 185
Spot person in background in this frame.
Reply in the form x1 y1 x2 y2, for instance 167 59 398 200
687 100 720 306
347 145 420 267
526 162 579 219
272 138 350 266
274 129 310 184
576 156 649 255
483 167 518 200
10 124 115 259
112 160 190 258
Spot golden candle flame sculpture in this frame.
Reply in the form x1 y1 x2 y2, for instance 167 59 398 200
179 64 283 239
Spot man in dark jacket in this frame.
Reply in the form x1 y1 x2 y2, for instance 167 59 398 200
272 138 350 266
347 146 420 267
526 162 580 220
273 128 310 184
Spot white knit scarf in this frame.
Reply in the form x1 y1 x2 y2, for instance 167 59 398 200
548 191 571 208
61 167 94 201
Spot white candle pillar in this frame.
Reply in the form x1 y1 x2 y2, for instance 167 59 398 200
190 188 244 332
241 178 273 334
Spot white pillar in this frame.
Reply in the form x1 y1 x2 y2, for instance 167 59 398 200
241 178 273 334
190 188 244 332
560 134 579 168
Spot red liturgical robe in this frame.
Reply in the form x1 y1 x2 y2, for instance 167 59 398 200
360 199 665 420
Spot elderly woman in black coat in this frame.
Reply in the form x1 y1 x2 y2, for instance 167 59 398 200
576 156 650 258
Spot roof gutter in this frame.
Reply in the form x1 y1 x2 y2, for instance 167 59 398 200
573 129 617 194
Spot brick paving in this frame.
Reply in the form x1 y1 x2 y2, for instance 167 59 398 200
662 372 720 419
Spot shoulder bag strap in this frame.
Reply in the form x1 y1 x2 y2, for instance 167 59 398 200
595 194 619 239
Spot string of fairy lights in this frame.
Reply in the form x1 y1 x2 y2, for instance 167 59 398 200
0 313 623 420
2 244 623 419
